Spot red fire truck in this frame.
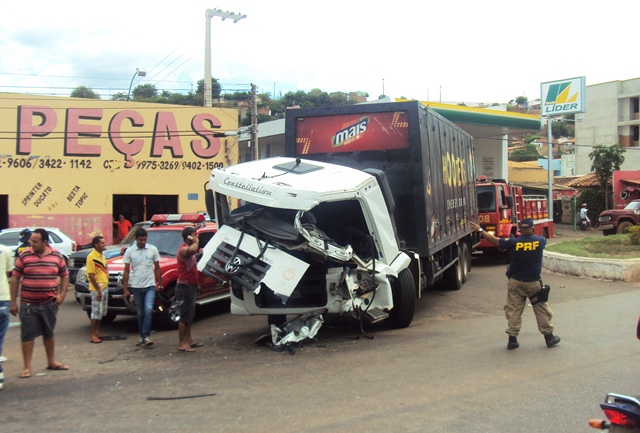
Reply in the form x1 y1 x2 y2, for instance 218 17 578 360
475 177 554 258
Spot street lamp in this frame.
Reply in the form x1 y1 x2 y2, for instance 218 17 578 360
127 68 146 102
204 8 246 107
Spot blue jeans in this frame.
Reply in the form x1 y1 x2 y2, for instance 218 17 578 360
0 301 9 374
132 286 155 340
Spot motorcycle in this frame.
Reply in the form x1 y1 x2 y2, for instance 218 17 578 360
589 393 640 432
580 218 589 231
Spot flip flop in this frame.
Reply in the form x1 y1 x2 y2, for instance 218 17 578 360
90 338 103 344
20 371 31 379
190 343 204 348
47 364 69 371
178 347 196 353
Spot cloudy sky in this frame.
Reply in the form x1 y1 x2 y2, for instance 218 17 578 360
1 0 639 105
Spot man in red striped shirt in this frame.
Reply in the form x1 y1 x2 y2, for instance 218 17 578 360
10 228 70 378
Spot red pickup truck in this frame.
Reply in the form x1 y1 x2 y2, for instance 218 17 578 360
597 200 640 235
74 214 228 326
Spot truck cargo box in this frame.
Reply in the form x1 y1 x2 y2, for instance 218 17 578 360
285 101 478 258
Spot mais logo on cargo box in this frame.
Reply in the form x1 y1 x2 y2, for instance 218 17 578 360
331 116 369 148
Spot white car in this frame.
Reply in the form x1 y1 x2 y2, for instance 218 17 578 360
0 227 78 258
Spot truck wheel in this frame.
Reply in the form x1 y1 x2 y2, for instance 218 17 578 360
386 268 416 329
460 243 470 284
85 311 117 325
443 246 463 290
617 221 634 235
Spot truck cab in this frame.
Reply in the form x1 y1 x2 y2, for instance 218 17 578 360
197 157 416 329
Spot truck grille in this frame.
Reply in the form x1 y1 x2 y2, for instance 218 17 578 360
201 241 270 292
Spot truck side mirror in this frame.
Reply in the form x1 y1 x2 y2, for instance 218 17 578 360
506 196 514 208
205 187 215 220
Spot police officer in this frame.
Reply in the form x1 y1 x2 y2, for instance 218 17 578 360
470 218 561 350
15 229 31 258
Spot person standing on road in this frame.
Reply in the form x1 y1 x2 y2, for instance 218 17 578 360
176 227 202 352
0 243 14 389
86 236 108 344
122 228 162 347
113 214 132 243
470 219 561 350
579 203 593 230
9 228 70 378
15 228 31 258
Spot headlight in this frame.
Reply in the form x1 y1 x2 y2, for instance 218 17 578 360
76 267 87 284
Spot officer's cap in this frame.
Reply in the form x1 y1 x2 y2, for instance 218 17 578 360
19 228 31 241
519 218 534 230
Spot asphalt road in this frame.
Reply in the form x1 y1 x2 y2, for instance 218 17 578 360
2 238 638 433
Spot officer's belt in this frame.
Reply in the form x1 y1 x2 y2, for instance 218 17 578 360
510 277 540 283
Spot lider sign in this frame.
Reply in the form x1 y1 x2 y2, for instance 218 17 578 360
541 76 586 116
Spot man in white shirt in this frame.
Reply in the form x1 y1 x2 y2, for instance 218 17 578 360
122 229 162 347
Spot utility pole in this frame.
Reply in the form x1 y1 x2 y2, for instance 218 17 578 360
204 9 246 107
251 83 259 161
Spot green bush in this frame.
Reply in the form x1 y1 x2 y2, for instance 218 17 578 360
629 225 640 245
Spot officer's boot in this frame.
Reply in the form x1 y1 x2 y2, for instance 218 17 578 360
507 336 519 350
544 333 561 348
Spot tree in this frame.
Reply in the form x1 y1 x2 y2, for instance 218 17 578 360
509 143 542 162
196 78 221 100
71 86 100 99
589 144 626 210
131 83 158 101
515 96 528 106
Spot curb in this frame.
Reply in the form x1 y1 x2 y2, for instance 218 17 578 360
543 251 640 283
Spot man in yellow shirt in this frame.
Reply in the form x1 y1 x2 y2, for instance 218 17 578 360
86 236 108 343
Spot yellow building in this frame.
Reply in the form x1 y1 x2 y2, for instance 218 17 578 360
0 93 238 245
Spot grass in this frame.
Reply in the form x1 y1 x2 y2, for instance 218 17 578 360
546 234 640 259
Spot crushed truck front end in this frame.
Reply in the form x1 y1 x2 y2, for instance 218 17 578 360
197 157 416 329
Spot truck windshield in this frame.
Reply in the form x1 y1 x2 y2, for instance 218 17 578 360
477 186 496 212
624 201 640 211
145 229 184 256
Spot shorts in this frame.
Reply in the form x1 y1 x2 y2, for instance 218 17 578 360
175 283 197 324
90 289 109 320
20 301 58 342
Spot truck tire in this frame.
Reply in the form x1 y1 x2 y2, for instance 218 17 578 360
460 243 470 284
85 310 117 325
443 246 463 290
616 221 634 235
386 268 416 329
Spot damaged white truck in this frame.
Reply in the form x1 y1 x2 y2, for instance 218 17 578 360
198 101 478 338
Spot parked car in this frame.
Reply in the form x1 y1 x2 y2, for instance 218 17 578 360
0 227 78 259
67 221 152 284
74 214 229 325
598 199 640 235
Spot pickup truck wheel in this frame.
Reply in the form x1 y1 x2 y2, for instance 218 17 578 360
85 311 117 325
153 284 178 330
460 243 470 284
386 268 416 329
616 221 634 235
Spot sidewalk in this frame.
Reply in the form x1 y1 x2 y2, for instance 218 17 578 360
544 223 640 282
